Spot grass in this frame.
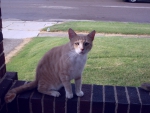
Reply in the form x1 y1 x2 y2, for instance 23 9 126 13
42 21 150 35
6 36 150 86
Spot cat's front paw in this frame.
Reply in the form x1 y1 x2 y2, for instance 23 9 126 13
51 91 61 97
66 93 73 99
76 91 84 97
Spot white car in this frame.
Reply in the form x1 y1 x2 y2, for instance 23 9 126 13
124 0 150 2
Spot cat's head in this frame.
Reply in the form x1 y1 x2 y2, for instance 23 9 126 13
68 28 96 55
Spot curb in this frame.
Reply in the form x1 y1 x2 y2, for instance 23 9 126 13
38 32 150 38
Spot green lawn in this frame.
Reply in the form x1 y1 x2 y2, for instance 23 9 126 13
6 37 150 86
42 21 150 35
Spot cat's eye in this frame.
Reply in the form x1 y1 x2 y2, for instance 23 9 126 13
84 42 89 46
75 42 79 45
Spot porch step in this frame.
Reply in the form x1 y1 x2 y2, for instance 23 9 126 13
0 73 150 113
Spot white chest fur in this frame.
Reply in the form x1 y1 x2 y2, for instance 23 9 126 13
69 53 87 79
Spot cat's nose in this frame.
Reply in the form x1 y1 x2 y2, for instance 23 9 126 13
81 48 84 51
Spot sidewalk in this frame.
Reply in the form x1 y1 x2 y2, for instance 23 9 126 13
3 20 57 56
3 20 57 39
38 31 150 38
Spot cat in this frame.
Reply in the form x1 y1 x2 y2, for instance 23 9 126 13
5 28 96 103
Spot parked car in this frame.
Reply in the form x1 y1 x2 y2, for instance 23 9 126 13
124 0 150 3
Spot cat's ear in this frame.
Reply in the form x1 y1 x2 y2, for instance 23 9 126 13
87 30 96 41
68 28 77 39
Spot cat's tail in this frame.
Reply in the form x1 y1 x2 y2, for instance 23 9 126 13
5 80 37 103
141 83 150 91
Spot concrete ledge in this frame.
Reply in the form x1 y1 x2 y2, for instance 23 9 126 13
38 32 150 39
1 75 150 113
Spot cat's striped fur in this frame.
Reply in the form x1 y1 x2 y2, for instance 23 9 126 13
5 28 96 103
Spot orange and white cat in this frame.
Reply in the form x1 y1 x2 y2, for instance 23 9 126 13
5 28 96 103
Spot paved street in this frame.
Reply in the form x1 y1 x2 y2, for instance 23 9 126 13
2 0 150 23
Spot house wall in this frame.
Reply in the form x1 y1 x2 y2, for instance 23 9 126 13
0 1 6 79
